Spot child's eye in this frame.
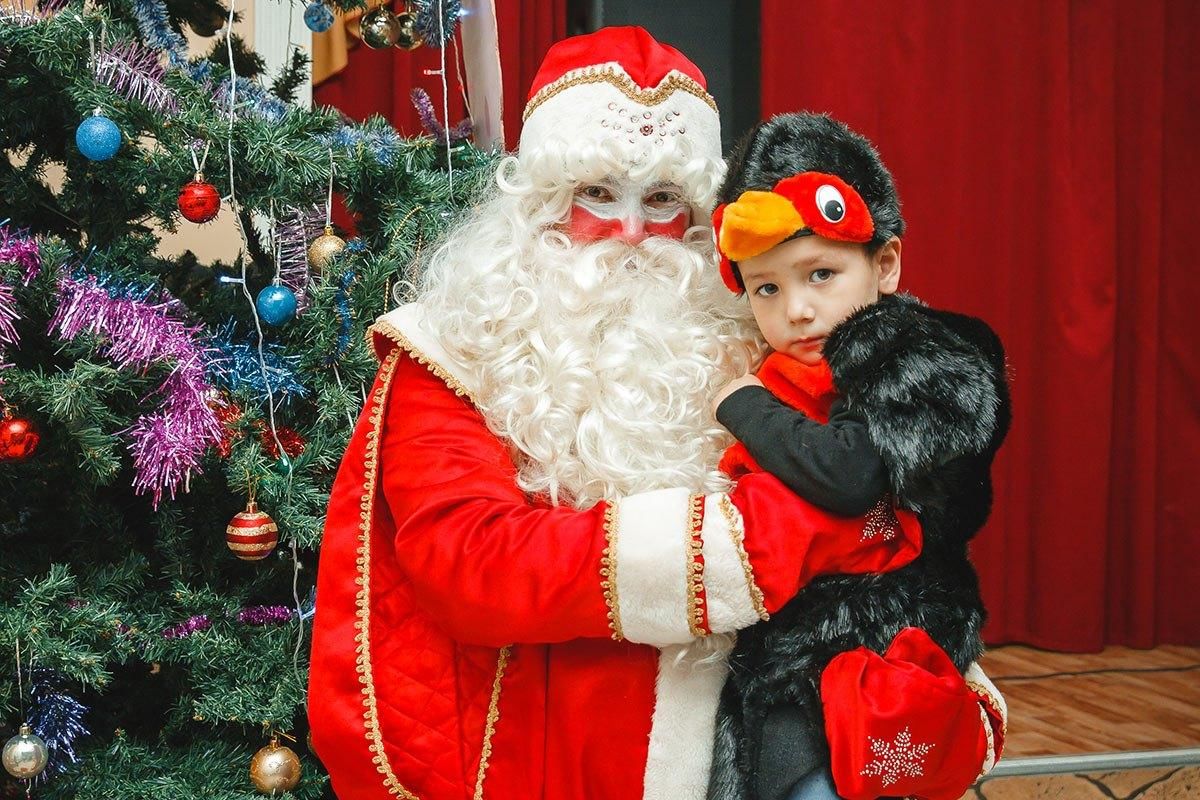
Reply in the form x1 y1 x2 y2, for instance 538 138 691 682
754 283 779 297
811 269 835 283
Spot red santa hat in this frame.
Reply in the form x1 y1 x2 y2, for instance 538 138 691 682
519 27 722 190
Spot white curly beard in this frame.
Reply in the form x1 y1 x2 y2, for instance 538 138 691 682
418 162 762 509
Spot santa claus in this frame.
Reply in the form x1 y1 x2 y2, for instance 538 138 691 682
309 26 1002 800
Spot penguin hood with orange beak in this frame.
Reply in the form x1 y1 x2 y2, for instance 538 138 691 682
713 113 905 293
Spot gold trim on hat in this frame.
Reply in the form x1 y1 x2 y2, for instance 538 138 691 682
522 65 717 122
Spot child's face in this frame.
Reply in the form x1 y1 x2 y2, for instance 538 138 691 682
739 235 901 365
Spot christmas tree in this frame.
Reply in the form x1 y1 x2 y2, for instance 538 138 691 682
0 0 490 796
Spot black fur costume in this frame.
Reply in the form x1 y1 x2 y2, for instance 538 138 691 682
706 115 1012 800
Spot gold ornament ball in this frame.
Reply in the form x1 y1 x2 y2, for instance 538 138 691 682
307 226 347 274
360 7 401 49
2 724 49 780
250 739 302 794
394 10 424 50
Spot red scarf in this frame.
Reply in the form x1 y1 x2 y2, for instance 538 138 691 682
719 353 839 478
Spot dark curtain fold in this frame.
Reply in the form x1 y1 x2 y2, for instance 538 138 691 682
761 0 1199 649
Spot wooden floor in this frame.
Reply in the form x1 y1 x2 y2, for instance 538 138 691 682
978 644 1200 756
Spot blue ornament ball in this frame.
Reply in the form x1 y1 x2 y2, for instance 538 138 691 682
76 115 121 161
304 2 335 33
256 285 298 326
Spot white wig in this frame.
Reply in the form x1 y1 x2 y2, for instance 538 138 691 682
416 137 762 508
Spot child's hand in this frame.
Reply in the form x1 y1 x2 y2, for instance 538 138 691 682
712 374 764 414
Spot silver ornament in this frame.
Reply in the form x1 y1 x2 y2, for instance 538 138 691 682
360 7 401 49
2 724 49 780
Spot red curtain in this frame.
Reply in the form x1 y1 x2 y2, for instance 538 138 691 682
313 0 566 149
762 0 1199 650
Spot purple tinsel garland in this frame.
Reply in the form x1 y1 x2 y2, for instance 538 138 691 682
237 605 294 625
162 614 212 639
49 273 224 506
0 0 65 25
93 41 179 114
278 206 324 314
0 223 41 284
410 88 472 143
0 224 36 380
0 0 40 25
0 282 17 379
0 282 17 348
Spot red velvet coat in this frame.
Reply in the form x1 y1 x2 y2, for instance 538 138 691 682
307 304 924 800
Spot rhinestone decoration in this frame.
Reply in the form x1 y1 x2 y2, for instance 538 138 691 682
859 727 935 788
861 497 900 542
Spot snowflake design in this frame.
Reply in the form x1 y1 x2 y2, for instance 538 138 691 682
859 726 935 788
860 497 900 542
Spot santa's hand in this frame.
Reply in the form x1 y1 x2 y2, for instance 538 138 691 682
712 373 764 415
820 627 1006 800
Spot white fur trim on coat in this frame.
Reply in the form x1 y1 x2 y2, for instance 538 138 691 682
642 642 732 800
610 487 695 646
371 302 479 400
965 661 1007 774
700 494 767 633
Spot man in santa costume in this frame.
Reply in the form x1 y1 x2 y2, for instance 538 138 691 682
309 27 1005 800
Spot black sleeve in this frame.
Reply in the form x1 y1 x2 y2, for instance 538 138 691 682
715 386 889 516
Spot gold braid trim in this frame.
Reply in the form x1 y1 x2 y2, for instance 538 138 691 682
473 646 511 800
599 503 624 641
368 320 478 407
523 66 717 121
967 680 1009 740
686 494 708 638
353 347 419 798
976 704 996 777
718 495 769 622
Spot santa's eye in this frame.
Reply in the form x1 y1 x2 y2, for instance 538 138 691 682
644 190 682 209
815 184 847 223
578 185 616 203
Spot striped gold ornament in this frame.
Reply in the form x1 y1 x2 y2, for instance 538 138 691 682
226 499 279 561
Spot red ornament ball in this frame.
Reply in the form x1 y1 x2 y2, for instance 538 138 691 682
225 500 279 561
178 179 221 223
0 413 39 461
259 424 306 460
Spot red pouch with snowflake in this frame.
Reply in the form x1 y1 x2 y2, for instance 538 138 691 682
820 627 990 800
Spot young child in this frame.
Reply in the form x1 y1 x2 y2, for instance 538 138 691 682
705 113 1010 800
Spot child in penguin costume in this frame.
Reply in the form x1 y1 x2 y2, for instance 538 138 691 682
705 113 1010 800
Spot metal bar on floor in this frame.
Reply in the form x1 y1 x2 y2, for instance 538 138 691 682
989 748 1200 777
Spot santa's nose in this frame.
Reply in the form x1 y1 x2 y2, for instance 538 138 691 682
615 216 648 245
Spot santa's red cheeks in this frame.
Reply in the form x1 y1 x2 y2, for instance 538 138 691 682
564 182 692 245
